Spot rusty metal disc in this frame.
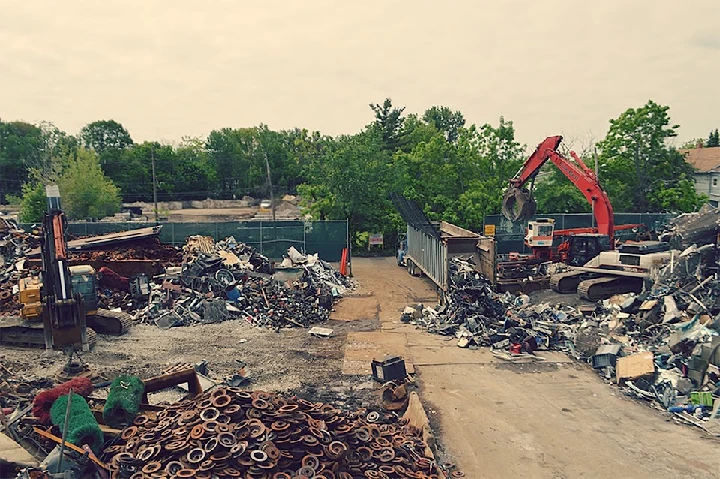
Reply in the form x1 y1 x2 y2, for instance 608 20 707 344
203 437 218 453
141 461 162 474
201 421 218 433
186 447 206 464
165 461 184 475
133 414 150 426
199 407 220 422
190 424 205 439
233 440 249 453
217 432 236 448
212 394 232 408
297 466 316 478
260 441 280 460
250 450 268 463
301 455 320 471
120 426 138 440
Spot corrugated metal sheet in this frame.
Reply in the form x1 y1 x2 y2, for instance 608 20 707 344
407 223 448 290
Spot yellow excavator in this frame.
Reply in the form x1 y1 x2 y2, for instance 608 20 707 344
0 186 130 350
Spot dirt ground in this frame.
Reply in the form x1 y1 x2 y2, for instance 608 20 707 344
0 299 380 410
165 208 257 222
3 257 720 478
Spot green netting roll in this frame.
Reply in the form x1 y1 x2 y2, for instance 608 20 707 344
103 375 145 429
49 392 104 453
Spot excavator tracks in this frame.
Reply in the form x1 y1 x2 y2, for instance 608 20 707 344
550 271 584 293
0 319 97 350
577 276 644 302
88 309 132 335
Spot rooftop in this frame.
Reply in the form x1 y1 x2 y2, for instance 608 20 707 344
679 147 720 172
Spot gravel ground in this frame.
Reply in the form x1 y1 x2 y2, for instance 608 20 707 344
0 303 380 407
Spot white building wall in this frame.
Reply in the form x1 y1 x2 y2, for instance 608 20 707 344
694 172 720 206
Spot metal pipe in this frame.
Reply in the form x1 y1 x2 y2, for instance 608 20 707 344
57 388 73 473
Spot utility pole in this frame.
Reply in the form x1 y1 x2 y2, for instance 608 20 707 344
151 147 158 223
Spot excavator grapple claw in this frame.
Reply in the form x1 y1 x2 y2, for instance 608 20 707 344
502 187 536 222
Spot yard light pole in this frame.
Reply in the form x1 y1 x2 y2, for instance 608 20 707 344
152 147 158 224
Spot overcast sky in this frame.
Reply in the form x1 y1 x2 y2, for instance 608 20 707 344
1 1 719 148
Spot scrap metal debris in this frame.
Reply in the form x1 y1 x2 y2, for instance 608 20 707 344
102 388 437 479
132 238 352 330
69 237 183 264
0 220 37 314
403 206 720 429
0 223 350 333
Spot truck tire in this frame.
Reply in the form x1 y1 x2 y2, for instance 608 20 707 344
407 259 422 277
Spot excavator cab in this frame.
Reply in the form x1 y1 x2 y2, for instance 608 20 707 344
525 219 555 248
563 234 612 266
69 265 100 315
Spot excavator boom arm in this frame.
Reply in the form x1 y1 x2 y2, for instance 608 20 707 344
504 136 615 243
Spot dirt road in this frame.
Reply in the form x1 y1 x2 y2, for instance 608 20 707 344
341 257 720 479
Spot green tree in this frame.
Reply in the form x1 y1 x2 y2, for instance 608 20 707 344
174 138 219 197
649 174 707 211
206 127 266 198
597 100 704 212
57 148 121 219
107 145 152 201
422 106 465 143
298 129 401 244
80 120 135 198
369 98 406 151
679 138 706 149
17 182 47 223
533 169 593 214
394 116 524 230
455 118 524 229
79 120 133 152
708 128 719 148
0 120 44 201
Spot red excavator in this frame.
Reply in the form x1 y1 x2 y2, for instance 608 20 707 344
503 135 647 267
500 136 675 300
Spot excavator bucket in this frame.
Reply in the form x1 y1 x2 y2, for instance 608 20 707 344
502 187 536 222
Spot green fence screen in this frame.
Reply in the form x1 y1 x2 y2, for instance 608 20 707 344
21 220 349 262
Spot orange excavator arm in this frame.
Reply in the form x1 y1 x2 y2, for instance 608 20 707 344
502 136 615 244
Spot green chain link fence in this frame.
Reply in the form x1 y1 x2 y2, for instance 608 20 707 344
20 220 349 262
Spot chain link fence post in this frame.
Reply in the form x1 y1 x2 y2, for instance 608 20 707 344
260 221 263 256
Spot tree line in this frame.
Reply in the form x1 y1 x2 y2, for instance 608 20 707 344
0 100 710 245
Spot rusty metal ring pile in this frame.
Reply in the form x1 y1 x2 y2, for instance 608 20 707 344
104 388 437 478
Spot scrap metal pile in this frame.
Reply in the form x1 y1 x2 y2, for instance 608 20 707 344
405 205 720 428
136 237 352 329
400 257 572 351
0 220 350 331
0 217 36 314
69 237 183 264
280 246 354 295
103 388 435 479
569 205 720 427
